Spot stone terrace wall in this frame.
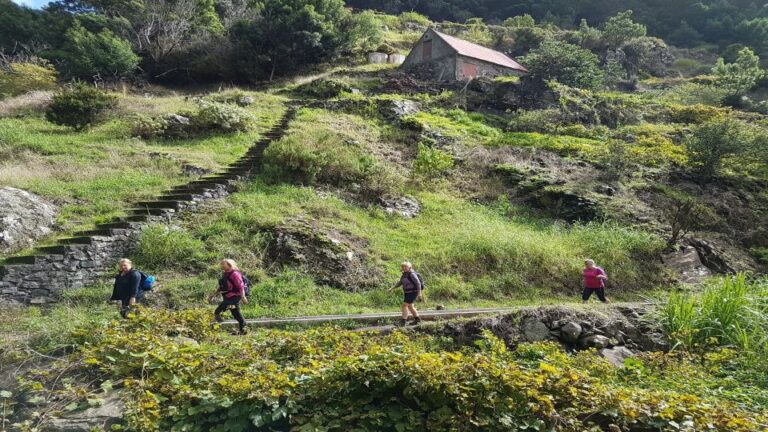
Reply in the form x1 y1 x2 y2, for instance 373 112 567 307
0 108 296 306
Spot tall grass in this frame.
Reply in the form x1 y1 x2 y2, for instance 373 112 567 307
660 274 768 353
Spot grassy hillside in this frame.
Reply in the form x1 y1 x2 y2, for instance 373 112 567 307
1 6 768 432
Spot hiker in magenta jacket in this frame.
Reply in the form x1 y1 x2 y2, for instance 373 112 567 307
209 259 248 335
389 261 423 326
582 259 609 303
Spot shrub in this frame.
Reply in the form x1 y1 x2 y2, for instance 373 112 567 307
669 103 727 124
59 21 139 79
686 119 755 177
193 100 254 132
134 225 206 271
520 40 604 90
414 143 454 178
0 62 58 99
661 193 718 245
45 84 117 130
398 11 431 28
264 132 400 198
131 113 192 139
264 135 326 184
295 78 352 99
506 109 561 133
712 47 764 98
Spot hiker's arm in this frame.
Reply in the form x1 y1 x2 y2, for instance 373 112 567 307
389 279 403 292
598 269 608 280
129 272 141 304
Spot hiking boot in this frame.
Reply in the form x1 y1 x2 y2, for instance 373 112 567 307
398 319 408 327
238 326 248 336
408 317 422 326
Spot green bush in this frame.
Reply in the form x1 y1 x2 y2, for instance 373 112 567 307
59 21 139 79
264 132 400 198
686 119 756 177
295 78 352 99
520 40 604 90
264 135 325 184
398 11 431 28
134 225 207 271
669 103 727 124
0 62 57 98
414 143 454 178
506 109 562 133
45 84 117 130
193 100 254 132
131 113 193 139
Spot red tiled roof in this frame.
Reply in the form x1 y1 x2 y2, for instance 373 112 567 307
432 30 528 73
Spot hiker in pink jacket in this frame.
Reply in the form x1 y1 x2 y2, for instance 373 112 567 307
582 259 609 303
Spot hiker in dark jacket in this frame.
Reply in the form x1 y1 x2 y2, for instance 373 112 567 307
110 258 140 318
209 259 248 335
389 261 422 326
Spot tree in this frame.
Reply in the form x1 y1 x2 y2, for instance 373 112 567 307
619 36 672 80
662 194 718 245
686 119 753 178
231 0 359 82
520 39 603 89
712 47 764 98
503 14 535 28
59 20 139 79
602 10 647 48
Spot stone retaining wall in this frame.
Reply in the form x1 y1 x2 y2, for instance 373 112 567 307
0 108 296 306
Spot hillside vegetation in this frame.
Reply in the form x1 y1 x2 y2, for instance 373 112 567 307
1 0 768 431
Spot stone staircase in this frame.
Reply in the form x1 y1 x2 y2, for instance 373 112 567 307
0 107 297 305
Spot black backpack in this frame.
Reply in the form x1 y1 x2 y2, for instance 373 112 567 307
221 272 252 297
409 271 425 290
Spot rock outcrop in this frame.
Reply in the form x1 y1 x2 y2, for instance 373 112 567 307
0 187 57 254
266 218 382 290
424 305 668 360
47 392 124 431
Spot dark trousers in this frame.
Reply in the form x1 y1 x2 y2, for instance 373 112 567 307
582 287 607 302
215 296 246 331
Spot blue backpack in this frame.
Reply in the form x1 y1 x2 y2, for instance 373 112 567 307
138 271 156 291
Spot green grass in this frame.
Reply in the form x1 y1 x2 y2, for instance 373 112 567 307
0 91 287 256
127 181 666 311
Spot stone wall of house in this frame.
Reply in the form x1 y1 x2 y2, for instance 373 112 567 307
456 55 526 81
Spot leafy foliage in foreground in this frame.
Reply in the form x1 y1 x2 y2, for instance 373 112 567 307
19 310 767 431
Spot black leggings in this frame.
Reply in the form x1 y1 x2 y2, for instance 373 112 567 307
215 296 246 330
582 287 607 302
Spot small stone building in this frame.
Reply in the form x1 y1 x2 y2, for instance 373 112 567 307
402 29 528 81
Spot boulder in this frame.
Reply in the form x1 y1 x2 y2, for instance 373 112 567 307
380 99 421 119
662 245 711 284
688 238 735 274
237 96 254 107
380 196 421 218
599 346 635 367
521 318 550 342
637 332 669 352
266 219 382 290
47 392 124 431
580 334 611 349
560 322 583 344
0 187 57 254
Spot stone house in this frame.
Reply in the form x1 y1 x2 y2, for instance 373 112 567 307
402 28 528 81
